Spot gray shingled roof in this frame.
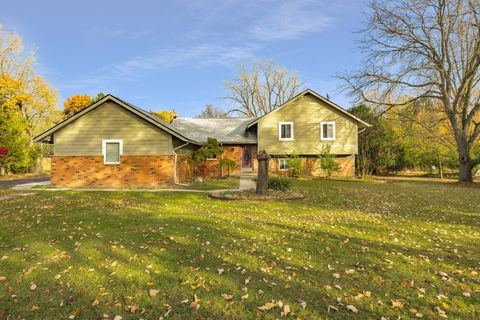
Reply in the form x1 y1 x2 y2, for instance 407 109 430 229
170 118 258 144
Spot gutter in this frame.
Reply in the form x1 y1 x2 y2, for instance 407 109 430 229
173 142 190 185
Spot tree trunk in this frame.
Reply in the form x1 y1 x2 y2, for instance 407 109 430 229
456 135 473 182
256 151 270 195
459 160 473 182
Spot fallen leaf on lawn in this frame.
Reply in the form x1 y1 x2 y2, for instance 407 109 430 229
299 300 307 309
221 293 233 300
190 294 201 310
217 268 224 275
160 248 168 252
91 299 100 306
0 276 6 281
391 299 404 309
113 316 122 320
149 289 160 297
30 305 39 312
328 305 338 312
241 294 249 300
332 273 341 279
258 302 277 311
462 292 471 298
346 305 358 313
345 269 355 275
126 304 139 313
435 306 448 318
30 283 37 291
280 304 290 317
1 256 8 260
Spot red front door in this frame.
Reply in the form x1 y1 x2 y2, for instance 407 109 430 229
241 146 253 170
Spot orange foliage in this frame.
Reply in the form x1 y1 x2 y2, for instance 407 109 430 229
63 94 93 117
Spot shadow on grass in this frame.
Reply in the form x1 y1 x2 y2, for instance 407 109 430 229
0 187 479 319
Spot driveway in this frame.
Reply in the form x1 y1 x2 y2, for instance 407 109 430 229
0 177 50 187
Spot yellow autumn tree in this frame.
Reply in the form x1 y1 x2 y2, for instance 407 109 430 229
0 25 60 173
63 94 93 117
152 110 177 124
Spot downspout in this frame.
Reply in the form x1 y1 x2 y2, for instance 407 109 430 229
173 142 190 185
220 143 224 177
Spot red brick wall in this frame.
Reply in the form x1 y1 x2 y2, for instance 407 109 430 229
51 156 175 188
269 156 355 177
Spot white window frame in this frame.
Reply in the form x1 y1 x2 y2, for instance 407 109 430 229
206 154 218 161
102 139 123 165
320 122 336 141
278 158 290 171
278 122 294 141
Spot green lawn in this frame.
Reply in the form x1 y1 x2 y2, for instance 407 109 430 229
0 179 479 319
176 177 240 190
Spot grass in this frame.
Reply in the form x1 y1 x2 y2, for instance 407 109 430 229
177 177 240 190
0 178 479 319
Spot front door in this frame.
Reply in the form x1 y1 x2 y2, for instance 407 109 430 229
241 146 253 171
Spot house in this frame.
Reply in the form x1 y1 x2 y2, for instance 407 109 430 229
33 89 370 188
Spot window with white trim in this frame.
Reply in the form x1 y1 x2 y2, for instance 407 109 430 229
321 122 336 140
279 122 294 141
278 158 290 171
206 154 217 160
102 139 123 164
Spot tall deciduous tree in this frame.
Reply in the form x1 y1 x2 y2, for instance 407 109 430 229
340 0 480 182
197 104 229 118
225 59 303 117
0 26 59 138
63 94 93 117
0 26 59 173
63 92 106 118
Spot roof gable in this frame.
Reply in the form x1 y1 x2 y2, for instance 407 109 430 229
246 89 371 128
33 94 195 144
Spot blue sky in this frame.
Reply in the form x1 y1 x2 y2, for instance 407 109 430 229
1 0 366 116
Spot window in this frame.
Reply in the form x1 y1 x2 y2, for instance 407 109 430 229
207 154 217 160
102 140 123 164
278 158 290 171
321 122 336 140
279 122 294 141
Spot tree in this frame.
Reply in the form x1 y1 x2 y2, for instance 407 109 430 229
191 138 224 181
94 92 105 102
63 94 93 117
0 26 60 139
225 59 303 117
0 106 34 173
340 0 480 182
317 145 341 178
63 92 106 118
385 99 458 177
197 104 229 118
350 104 407 175
152 110 177 124
0 26 60 174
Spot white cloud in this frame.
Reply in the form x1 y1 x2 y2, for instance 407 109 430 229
248 0 333 42
64 44 257 91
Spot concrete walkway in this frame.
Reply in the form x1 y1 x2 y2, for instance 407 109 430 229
12 181 51 190
239 175 256 190
0 177 49 187
10 175 257 193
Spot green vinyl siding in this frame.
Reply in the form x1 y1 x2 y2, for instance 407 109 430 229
54 101 173 156
257 94 358 155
